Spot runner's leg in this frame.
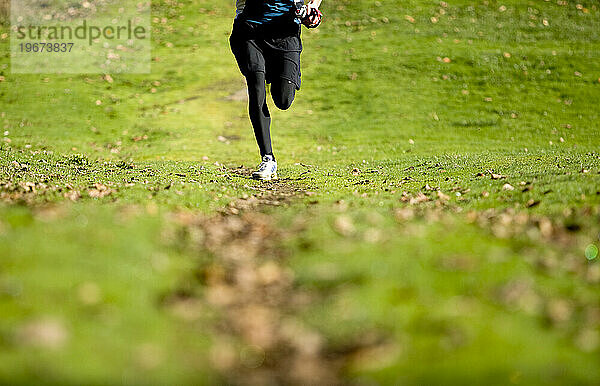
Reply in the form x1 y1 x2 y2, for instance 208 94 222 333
271 77 296 110
270 48 300 111
246 71 273 157
230 20 274 158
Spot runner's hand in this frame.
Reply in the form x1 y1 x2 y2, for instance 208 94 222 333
303 6 322 28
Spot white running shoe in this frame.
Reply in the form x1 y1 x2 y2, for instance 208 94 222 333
252 154 278 181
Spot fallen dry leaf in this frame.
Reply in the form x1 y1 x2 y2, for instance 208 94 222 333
546 299 573 324
17 318 69 349
394 207 415 221
88 183 114 198
409 192 429 205
333 215 355 236
64 190 81 201
437 191 450 201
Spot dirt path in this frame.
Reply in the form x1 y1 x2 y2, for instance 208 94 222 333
164 174 348 385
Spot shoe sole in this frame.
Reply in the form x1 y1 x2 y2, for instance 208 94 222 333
252 172 278 181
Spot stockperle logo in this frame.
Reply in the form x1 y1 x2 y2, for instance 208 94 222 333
10 0 150 74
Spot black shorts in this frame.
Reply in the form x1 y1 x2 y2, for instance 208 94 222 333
230 18 302 90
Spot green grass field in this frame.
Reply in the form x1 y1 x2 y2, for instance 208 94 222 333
1 0 600 384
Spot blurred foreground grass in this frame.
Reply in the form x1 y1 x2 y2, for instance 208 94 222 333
1 0 600 384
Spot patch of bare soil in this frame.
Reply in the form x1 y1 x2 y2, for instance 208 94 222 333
224 166 314 214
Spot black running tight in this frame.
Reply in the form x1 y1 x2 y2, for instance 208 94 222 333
246 72 296 157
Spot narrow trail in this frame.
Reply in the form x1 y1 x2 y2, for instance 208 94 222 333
164 172 349 385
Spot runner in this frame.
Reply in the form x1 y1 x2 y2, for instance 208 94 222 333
230 0 323 180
